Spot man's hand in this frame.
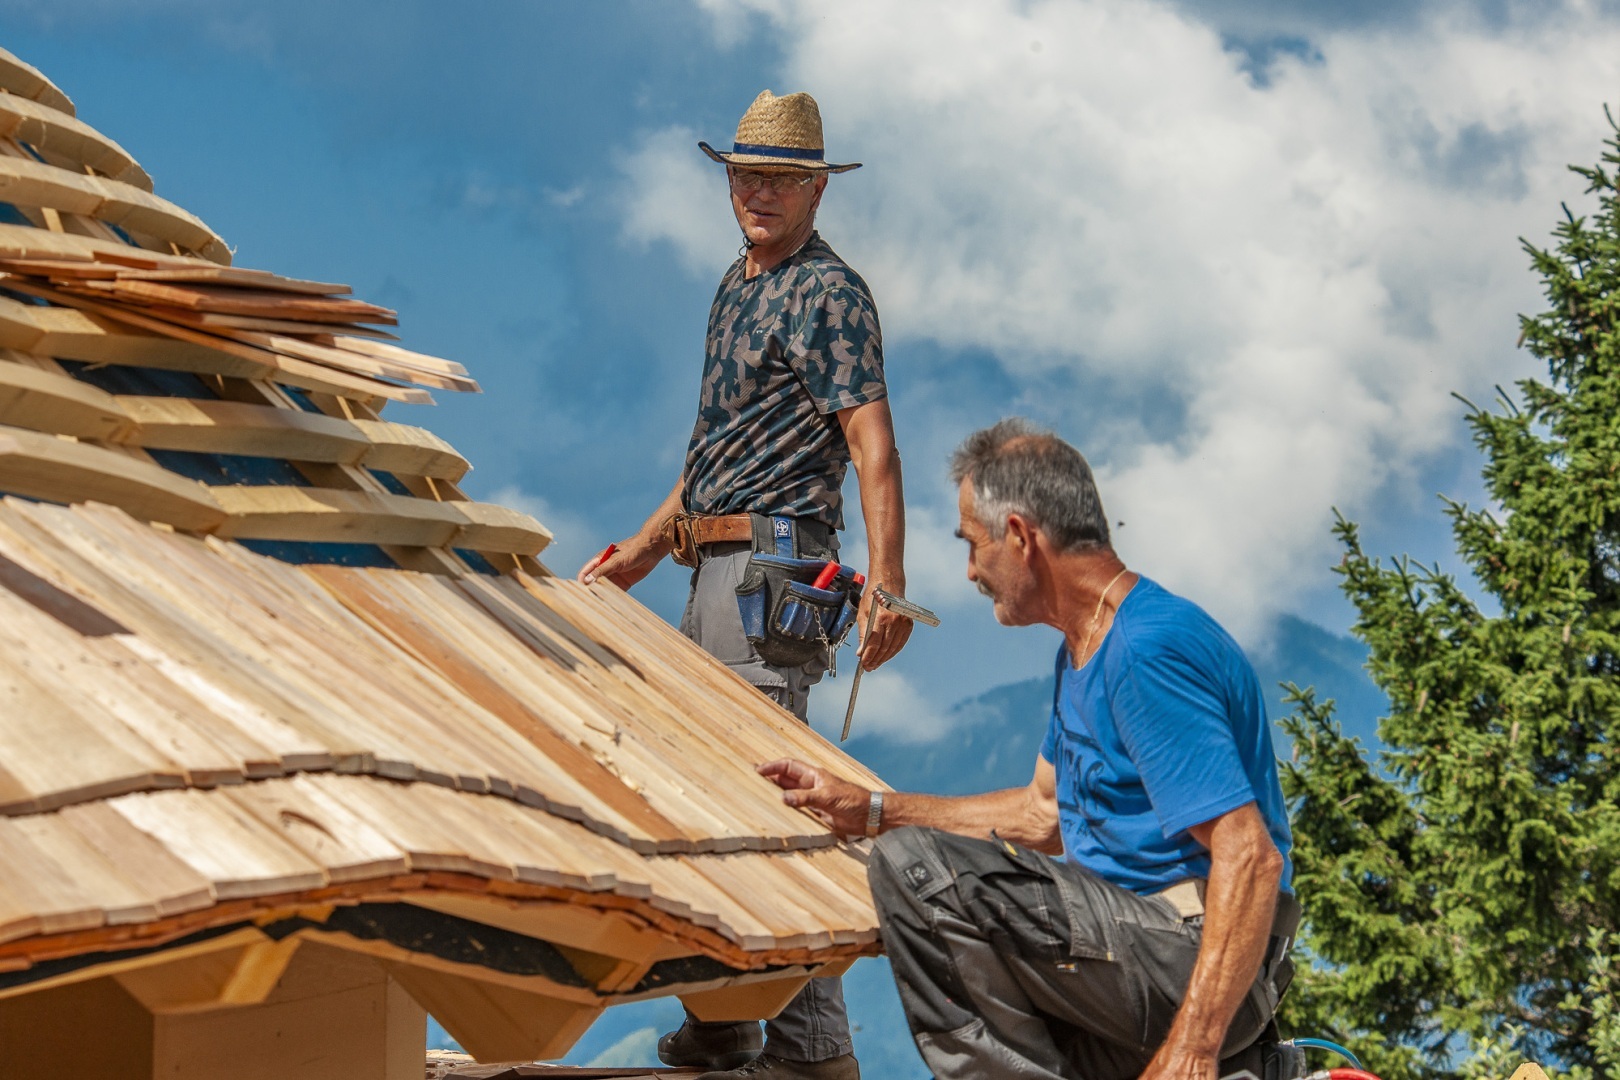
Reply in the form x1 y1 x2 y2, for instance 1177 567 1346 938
757 759 871 838
578 480 684 590
1137 1040 1218 1080
855 580 913 670
577 532 670 590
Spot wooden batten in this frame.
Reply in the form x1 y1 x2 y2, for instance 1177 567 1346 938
382 962 602 1065
116 397 470 480
0 91 150 190
0 47 74 117
0 423 226 531
0 358 131 440
0 155 227 263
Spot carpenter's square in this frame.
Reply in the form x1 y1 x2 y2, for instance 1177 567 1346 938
840 585 940 742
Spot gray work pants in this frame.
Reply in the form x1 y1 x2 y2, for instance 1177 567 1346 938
678 543 851 1063
868 827 1287 1080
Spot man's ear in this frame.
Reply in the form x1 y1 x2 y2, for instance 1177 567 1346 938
1005 513 1037 560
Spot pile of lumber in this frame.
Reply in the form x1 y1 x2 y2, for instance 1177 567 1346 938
0 243 476 404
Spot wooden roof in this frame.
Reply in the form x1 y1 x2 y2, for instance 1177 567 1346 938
0 46 883 1067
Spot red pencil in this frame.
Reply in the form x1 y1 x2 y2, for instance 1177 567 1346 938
596 543 617 566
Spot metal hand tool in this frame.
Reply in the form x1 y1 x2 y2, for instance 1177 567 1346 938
840 585 940 741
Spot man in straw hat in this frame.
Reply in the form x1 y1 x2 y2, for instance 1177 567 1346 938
579 90 910 1079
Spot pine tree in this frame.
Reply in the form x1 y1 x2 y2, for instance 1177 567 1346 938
1276 112 1620 1078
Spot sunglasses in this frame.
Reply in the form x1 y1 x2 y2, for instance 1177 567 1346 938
728 169 818 194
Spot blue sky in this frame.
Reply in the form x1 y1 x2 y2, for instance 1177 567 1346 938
6 0 1619 735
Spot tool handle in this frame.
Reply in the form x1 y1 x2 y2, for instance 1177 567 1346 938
811 560 840 590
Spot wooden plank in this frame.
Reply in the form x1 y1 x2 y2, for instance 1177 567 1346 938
0 355 131 440
218 776 411 884
401 894 685 966
0 293 285 382
57 801 216 918
0 818 113 935
139 306 394 337
93 280 392 322
349 420 469 481
233 331 477 393
119 394 378 462
0 280 431 403
329 335 471 377
0 422 226 531
0 502 342 775
0 155 227 262
0 92 149 189
303 568 686 849
210 486 463 547
0 46 74 116
112 266 350 295
110 787 329 900
452 501 553 556
383 962 604 1064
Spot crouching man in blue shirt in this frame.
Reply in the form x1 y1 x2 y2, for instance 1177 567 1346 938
759 418 1299 1080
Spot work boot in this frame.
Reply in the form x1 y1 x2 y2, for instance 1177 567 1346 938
656 1017 762 1071
695 1052 860 1080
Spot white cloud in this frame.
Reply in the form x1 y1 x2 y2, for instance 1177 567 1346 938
617 0 1620 639
808 666 951 744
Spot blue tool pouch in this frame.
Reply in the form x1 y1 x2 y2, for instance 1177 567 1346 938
735 515 861 668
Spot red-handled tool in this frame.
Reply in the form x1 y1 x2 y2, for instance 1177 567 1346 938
811 560 840 590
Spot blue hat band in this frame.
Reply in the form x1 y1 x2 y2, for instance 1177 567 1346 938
731 142 825 161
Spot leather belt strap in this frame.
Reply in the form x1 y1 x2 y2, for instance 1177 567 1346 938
1151 879 1301 943
1154 878 1208 920
661 512 753 568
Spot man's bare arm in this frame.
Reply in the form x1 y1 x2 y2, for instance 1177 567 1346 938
757 755 1062 854
578 478 681 589
1139 802 1284 1080
837 399 910 670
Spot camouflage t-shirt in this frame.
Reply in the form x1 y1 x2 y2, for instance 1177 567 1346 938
682 233 887 531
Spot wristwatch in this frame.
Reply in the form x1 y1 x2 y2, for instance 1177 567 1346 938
865 791 884 838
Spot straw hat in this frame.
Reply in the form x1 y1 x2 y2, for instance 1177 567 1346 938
699 90 861 174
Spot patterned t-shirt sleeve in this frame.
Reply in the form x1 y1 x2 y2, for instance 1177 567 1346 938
786 284 888 415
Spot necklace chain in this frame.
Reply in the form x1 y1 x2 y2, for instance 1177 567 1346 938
1078 567 1130 664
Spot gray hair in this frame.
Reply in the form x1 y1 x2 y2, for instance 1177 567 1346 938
949 418 1111 553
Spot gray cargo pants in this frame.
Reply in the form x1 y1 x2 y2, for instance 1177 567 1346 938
869 827 1292 1080
677 543 851 1063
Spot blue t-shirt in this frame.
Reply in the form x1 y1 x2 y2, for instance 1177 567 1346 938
1038 576 1293 894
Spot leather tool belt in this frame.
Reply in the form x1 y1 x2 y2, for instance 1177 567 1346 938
660 512 753 569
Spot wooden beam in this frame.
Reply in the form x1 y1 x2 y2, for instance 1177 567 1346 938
451 501 553 556
681 973 811 1023
401 895 687 967
383 961 603 1064
209 487 551 555
0 46 74 117
0 92 149 189
0 155 227 263
210 486 464 548
113 934 300 1014
0 281 431 403
151 941 425 1080
115 397 469 480
0 422 226 531
0 355 131 440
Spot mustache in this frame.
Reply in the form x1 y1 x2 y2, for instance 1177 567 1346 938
977 581 994 598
